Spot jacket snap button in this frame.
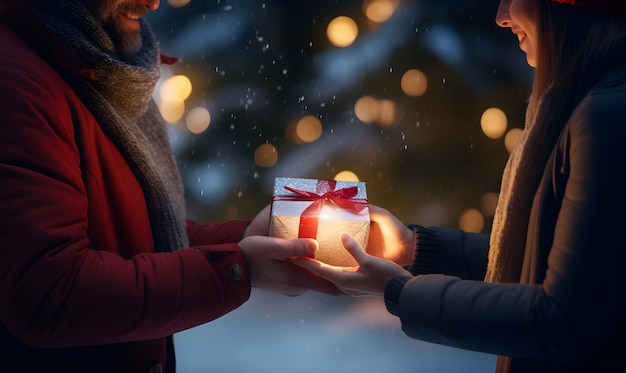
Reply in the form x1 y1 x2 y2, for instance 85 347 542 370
228 264 243 281
149 363 163 373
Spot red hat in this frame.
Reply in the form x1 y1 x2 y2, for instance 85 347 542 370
549 0 626 14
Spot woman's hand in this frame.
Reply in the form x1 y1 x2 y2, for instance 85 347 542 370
366 205 415 267
293 233 412 297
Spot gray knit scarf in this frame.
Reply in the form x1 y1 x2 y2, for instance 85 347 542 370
30 0 189 252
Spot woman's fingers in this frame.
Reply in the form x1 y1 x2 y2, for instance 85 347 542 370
340 232 368 264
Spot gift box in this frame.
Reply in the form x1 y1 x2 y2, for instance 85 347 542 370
269 177 369 267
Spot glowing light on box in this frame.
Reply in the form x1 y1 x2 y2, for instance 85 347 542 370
363 0 397 23
327 16 359 47
480 107 508 139
504 127 523 153
480 192 499 217
254 143 278 168
318 205 338 221
186 107 211 134
159 99 185 124
269 178 369 267
354 96 379 124
167 0 191 8
401 69 428 97
459 208 484 233
295 115 323 143
334 170 360 182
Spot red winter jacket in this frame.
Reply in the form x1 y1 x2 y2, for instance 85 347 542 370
0 2 251 372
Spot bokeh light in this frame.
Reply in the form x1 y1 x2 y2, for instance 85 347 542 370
327 16 359 47
376 99 399 128
459 208 484 233
334 170 360 182
157 75 193 124
363 0 397 23
354 96 379 124
159 75 192 102
401 69 428 97
354 96 399 128
295 115 323 143
166 0 191 8
254 143 278 168
159 99 185 124
186 107 211 134
504 127 523 153
480 107 507 139
480 192 499 217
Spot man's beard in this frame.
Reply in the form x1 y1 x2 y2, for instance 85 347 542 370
80 0 145 58
104 18 143 59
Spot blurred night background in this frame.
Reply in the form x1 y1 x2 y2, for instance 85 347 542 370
145 0 533 372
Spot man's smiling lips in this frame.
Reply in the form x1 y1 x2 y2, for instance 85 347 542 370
118 8 146 30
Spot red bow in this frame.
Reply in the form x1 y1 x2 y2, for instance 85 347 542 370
275 179 368 239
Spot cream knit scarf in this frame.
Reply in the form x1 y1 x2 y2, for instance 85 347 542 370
486 86 566 283
30 0 189 252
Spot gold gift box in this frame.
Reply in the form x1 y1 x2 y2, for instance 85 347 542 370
269 177 369 267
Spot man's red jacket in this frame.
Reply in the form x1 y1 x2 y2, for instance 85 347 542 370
0 1 251 371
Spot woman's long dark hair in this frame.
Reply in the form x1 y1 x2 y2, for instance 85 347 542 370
528 1 626 125
487 1 626 283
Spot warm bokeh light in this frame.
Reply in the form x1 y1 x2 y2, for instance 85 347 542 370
159 75 192 103
459 208 484 233
504 127 523 153
354 96 379 124
327 16 359 47
401 69 428 97
480 192 499 217
363 0 396 23
295 115 323 143
167 0 191 8
480 107 507 139
254 143 278 168
157 75 193 124
334 170 360 182
159 99 185 124
376 99 399 128
354 96 399 128
186 106 211 134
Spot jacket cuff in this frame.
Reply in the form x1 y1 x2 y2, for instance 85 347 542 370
407 224 442 275
384 275 412 316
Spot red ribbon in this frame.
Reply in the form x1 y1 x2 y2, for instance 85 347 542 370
274 179 368 239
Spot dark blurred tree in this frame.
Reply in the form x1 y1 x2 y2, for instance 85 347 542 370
147 0 532 231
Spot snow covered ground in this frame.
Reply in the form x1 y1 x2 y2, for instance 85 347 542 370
175 290 496 373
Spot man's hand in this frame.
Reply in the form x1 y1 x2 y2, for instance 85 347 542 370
243 204 271 238
238 235 341 296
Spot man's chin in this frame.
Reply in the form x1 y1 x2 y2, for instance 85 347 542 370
113 33 143 59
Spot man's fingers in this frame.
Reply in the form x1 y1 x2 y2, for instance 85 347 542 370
245 236 318 259
292 257 343 281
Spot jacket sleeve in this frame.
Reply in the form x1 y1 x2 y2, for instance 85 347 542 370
384 89 626 363
0 39 250 348
186 218 251 246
